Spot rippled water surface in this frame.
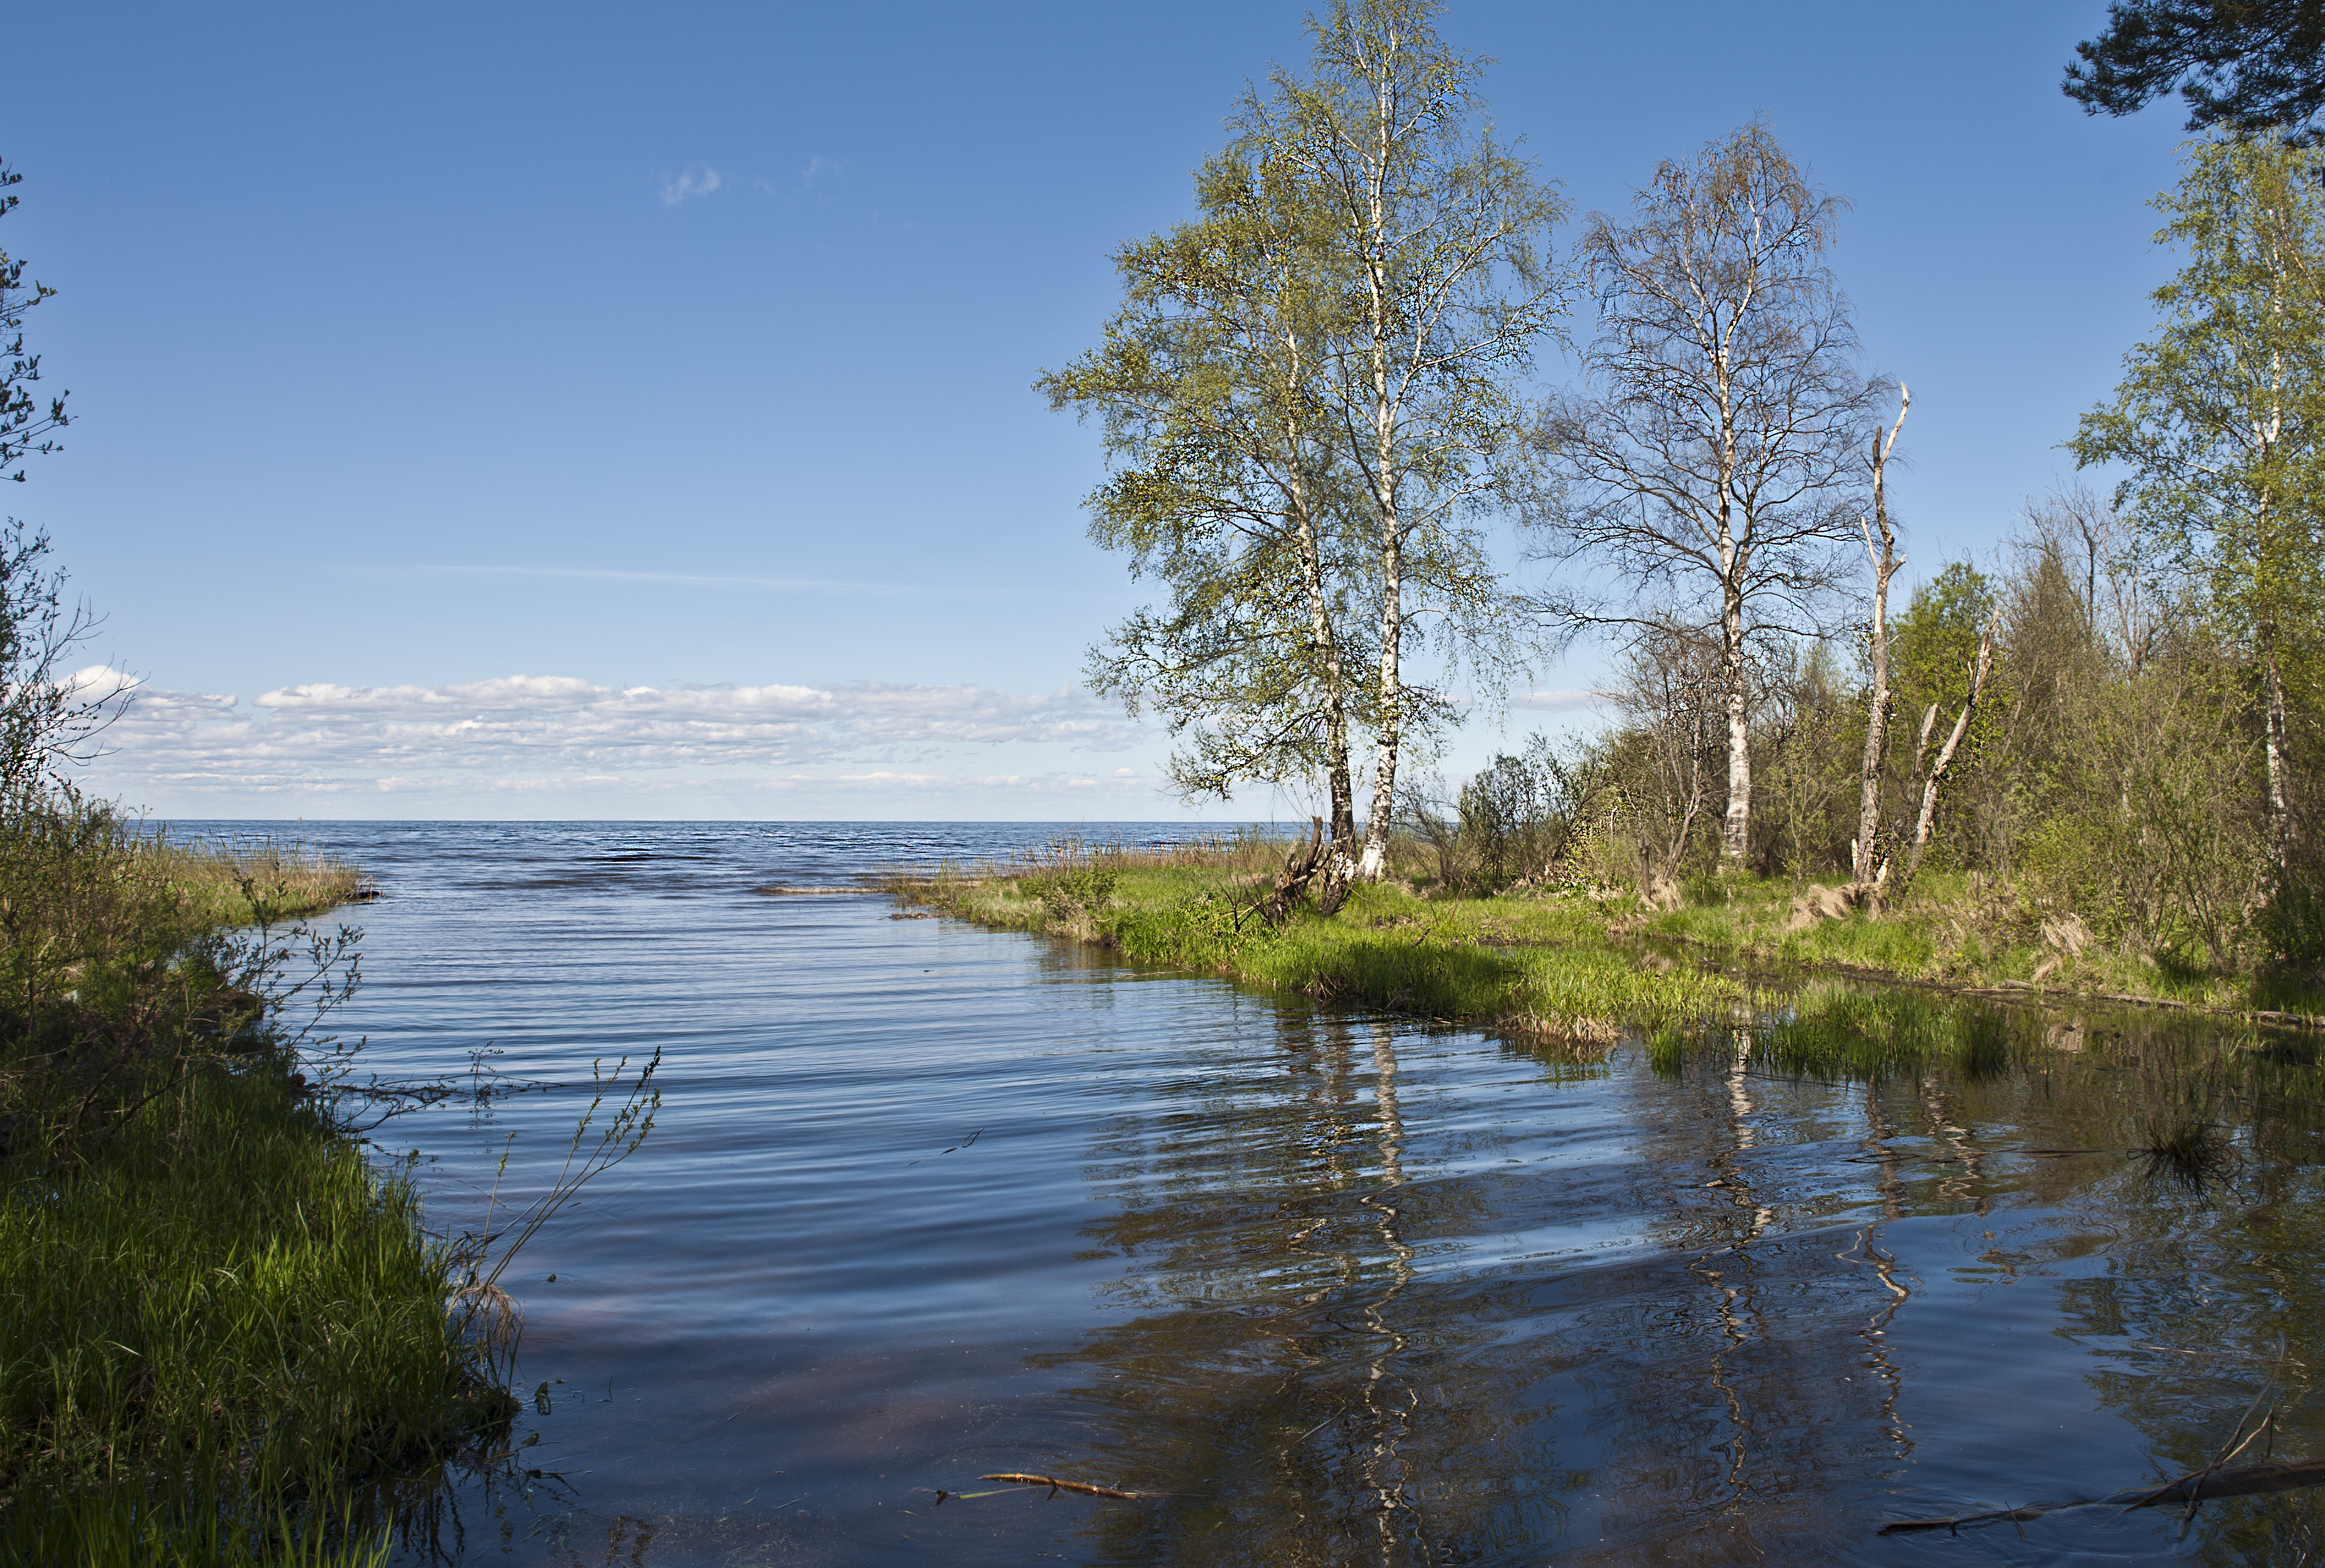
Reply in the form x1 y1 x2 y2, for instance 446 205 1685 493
176 822 2325 1565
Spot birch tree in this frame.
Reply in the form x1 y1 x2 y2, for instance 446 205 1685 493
1251 0 1566 880
1042 145 1374 839
2069 133 2325 864
1537 123 1879 864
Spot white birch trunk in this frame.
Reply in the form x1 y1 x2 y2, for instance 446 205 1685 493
1354 54 1403 883
1896 609 2000 885
2263 623 2293 863
1358 430 1403 880
1283 389 1356 850
1719 580 1751 863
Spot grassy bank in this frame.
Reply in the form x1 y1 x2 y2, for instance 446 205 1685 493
882 834 2325 1036
883 835 1760 1045
0 1061 504 1567
0 811 498 1566
137 836 373 927
1628 868 2325 1019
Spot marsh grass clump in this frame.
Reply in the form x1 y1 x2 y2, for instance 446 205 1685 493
1753 984 2037 1082
2137 1110 2235 1184
1024 866 1121 918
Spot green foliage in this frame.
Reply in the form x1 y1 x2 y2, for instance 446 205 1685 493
0 803 364 1159
1413 732 1608 895
2065 0 2325 139
1036 133 1374 808
1044 0 1563 847
0 158 70 484
2071 136 2325 648
1891 562 1999 741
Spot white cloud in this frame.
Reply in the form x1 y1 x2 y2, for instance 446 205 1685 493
1510 688 1609 712
660 166 723 205
79 670 1147 804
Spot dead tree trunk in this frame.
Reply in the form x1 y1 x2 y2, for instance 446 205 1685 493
1852 387 1910 899
1881 606 2000 891
1266 816 1333 924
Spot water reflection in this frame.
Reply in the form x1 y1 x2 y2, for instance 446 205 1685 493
1034 1014 1544 1566
164 823 2325 1566
1035 995 2325 1566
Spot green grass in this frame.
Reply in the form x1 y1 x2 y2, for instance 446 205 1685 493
0 1053 506 1566
136 837 370 927
888 840 2325 1034
896 856 1758 1045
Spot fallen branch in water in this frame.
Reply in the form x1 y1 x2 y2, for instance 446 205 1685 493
1883 1345 2309 1539
1878 1458 2325 1535
977 1473 1153 1500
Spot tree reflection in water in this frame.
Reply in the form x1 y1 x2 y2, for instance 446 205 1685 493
1026 992 2325 1565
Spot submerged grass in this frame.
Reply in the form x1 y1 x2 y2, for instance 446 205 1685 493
1752 982 2027 1081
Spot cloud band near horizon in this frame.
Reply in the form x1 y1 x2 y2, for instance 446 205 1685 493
76 670 1146 800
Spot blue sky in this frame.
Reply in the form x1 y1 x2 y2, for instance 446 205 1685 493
10 1 2186 819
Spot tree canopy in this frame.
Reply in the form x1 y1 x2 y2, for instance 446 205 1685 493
2065 0 2325 138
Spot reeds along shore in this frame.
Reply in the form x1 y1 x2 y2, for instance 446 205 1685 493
133 834 374 926
879 830 2325 1042
0 811 492 1567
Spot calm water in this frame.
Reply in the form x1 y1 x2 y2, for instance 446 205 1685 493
174 822 2325 1565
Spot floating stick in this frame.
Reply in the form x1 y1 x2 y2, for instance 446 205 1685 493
979 1473 1152 1500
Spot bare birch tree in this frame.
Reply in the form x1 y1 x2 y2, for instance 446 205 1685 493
1536 123 1879 865
1250 0 1566 880
1885 605 2001 891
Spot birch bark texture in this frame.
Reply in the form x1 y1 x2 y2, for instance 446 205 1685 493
2069 134 2325 864
1249 0 1565 880
1536 123 1877 866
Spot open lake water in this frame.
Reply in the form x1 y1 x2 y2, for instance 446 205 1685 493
176 822 2325 1565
